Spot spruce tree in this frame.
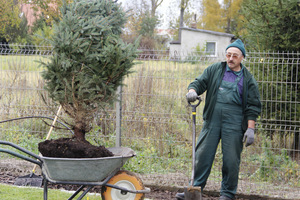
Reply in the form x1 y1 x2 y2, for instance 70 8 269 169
241 0 300 151
40 0 139 141
241 0 300 51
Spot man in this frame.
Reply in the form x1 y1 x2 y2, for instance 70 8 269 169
176 39 261 200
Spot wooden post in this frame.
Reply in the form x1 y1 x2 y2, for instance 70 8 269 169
184 186 202 200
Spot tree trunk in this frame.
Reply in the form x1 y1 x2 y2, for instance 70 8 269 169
74 124 86 141
74 110 88 141
178 0 185 42
226 17 231 33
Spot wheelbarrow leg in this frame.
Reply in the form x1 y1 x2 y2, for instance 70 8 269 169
67 185 85 200
43 178 48 200
77 186 93 200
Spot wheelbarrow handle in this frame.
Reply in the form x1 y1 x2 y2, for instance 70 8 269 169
0 140 42 167
0 148 42 167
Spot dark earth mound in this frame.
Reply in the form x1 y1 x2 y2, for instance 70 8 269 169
38 137 113 158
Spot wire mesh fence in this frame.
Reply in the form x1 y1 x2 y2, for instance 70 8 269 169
0 43 299 199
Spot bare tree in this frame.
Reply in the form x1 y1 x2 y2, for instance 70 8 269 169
150 0 164 18
178 0 191 41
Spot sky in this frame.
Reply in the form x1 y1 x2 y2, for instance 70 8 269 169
117 0 223 29
117 0 191 29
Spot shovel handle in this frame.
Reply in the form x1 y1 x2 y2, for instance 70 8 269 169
188 96 202 186
188 97 202 111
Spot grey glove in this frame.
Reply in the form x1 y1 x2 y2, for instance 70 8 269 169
243 128 255 147
186 91 198 102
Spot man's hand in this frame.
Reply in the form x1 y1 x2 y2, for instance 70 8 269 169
243 128 255 147
186 90 198 102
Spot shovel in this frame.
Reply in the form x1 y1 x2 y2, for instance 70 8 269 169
184 97 202 200
14 105 62 187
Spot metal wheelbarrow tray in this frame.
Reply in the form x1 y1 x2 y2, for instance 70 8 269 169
0 140 150 200
42 147 135 182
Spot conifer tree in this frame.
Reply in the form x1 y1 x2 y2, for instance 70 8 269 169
40 0 139 141
241 0 300 51
241 0 300 151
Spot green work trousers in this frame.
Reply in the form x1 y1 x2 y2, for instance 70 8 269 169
193 80 244 199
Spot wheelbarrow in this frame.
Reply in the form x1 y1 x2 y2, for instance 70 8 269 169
0 140 150 200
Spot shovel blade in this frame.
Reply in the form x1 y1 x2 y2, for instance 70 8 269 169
14 173 43 187
184 186 202 200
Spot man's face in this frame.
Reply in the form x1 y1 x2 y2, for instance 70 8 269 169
226 47 244 71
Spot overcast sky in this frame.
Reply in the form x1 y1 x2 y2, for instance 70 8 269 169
117 0 192 28
117 0 223 29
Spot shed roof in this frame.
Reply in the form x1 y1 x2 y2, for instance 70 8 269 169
181 27 235 37
170 27 235 44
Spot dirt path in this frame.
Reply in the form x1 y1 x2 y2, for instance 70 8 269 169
0 159 296 200
0 170 241 200
0 171 277 200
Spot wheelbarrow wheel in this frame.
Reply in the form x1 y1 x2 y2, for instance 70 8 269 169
101 170 145 200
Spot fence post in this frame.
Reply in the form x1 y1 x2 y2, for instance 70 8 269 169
116 85 122 147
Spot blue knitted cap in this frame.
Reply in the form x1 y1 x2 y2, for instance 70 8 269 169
226 39 246 58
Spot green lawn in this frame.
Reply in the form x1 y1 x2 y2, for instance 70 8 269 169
0 183 101 200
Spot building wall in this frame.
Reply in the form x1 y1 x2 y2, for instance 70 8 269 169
20 2 57 28
20 3 41 27
169 28 234 59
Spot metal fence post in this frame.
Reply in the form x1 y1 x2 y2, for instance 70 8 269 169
115 85 122 147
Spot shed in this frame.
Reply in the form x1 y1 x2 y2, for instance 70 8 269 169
169 27 234 60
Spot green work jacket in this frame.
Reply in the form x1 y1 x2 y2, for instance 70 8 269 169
188 62 262 132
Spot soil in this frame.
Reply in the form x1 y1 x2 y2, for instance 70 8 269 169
0 160 296 200
38 137 114 158
0 160 223 200
0 171 221 200
0 166 294 200
0 171 268 200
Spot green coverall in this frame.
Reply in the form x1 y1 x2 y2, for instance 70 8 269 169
193 69 244 199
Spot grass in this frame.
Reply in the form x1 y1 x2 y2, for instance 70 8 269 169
0 183 100 200
0 55 48 71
